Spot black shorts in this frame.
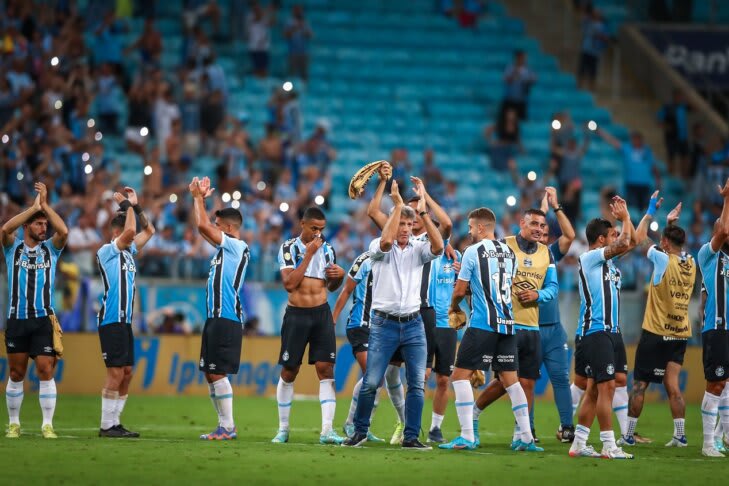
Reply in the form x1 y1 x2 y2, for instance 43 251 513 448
702 329 729 382
99 322 135 368
578 331 627 383
421 307 437 369
199 317 244 375
516 329 542 380
455 327 517 372
5 316 55 358
346 326 370 356
431 327 458 376
633 330 687 383
577 51 599 80
278 303 336 367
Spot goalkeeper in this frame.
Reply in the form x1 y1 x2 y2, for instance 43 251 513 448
438 207 543 453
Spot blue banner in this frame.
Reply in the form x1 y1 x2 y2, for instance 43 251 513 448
641 27 729 88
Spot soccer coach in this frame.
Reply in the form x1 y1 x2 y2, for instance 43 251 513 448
343 179 443 450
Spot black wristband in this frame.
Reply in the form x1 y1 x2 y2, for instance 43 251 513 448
133 204 143 215
554 205 563 213
118 200 132 212
419 211 428 218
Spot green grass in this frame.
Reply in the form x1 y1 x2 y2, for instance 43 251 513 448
0 395 723 484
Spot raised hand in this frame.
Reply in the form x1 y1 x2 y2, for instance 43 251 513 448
390 179 403 206
647 190 663 216
667 202 682 225
112 192 127 205
378 161 392 180
610 196 629 220
545 186 559 209
305 235 324 254
188 177 202 197
124 186 138 205
199 176 215 198
410 176 427 197
34 182 48 207
719 177 729 199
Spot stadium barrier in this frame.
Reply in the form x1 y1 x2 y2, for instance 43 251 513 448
0 333 708 402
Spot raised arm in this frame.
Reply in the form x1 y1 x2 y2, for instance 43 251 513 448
710 178 729 252
410 175 452 239
604 196 635 260
596 127 622 151
546 187 575 255
115 203 136 251
36 182 68 250
413 181 444 256
1 195 42 247
367 162 391 230
190 176 223 247
122 187 156 250
633 191 663 248
380 180 404 252
332 277 357 323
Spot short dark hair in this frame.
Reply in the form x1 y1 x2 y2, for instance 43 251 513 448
110 213 127 230
468 207 496 225
26 211 47 224
214 208 243 227
302 206 326 221
585 218 613 244
524 208 547 219
407 195 421 204
663 225 686 247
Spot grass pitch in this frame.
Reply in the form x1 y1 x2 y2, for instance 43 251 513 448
0 395 723 484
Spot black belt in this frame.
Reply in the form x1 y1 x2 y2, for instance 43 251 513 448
373 310 420 323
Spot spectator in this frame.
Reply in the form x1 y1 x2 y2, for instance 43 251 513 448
246 1 275 78
285 4 314 81
95 63 122 135
596 127 661 212
577 7 609 91
657 89 691 177
500 49 536 120
258 123 284 180
153 83 180 160
125 17 163 67
203 53 228 102
244 317 264 336
441 0 486 28
484 106 521 171
155 309 192 335
180 82 201 156
182 0 222 38
688 121 707 180
66 211 102 275
549 129 590 221
93 10 127 75
422 148 445 200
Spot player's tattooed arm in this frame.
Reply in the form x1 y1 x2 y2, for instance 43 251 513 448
113 191 136 250
0 191 42 247
367 162 391 231
603 196 634 260
125 187 155 249
710 178 729 252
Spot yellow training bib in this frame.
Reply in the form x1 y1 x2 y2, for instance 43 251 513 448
505 236 550 327
642 250 696 338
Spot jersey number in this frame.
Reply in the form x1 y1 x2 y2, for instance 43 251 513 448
491 272 512 305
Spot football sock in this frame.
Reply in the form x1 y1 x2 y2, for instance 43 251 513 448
385 365 406 423
600 429 616 450
213 377 234 430
114 394 128 427
627 416 638 438
319 379 336 435
346 378 362 425
453 380 474 442
505 382 533 443
573 424 590 448
208 383 222 425
570 383 584 416
430 412 444 431
6 379 24 425
702 391 720 448
612 386 629 436
39 379 57 427
101 388 119 430
472 403 483 420
276 378 294 431
673 418 685 438
719 387 729 443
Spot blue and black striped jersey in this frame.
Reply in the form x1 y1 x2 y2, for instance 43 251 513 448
577 248 622 337
97 240 138 326
4 238 63 319
206 234 251 323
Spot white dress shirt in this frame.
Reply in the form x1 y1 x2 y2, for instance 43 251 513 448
369 237 439 316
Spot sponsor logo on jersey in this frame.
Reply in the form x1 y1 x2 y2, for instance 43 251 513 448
15 259 52 270
653 368 665 377
482 354 493 363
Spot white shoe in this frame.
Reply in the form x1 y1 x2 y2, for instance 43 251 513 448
665 436 688 447
568 444 602 458
702 446 726 458
601 446 634 459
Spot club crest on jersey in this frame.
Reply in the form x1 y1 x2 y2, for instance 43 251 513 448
352 264 359 272
523 258 533 268
442 262 453 273
717 366 725 378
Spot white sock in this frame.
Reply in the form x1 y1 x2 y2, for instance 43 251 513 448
673 418 685 438
453 380 474 442
385 365 406 424
716 408 724 441
627 416 638 438
208 383 222 425
512 422 521 443
571 383 584 416
473 403 483 420
213 377 234 430
612 385 629 436
430 412 444 431
39 380 57 427
114 394 128 427
719 389 729 443
276 378 294 431
347 378 362 425
505 382 533 443
319 379 336 435
572 424 590 449
702 391 720 448
101 389 119 430
600 429 616 450
6 379 24 425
